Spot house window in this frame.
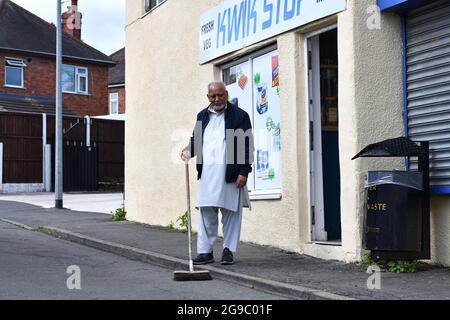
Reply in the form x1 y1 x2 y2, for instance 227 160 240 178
145 0 165 12
62 64 88 94
109 92 119 114
5 58 26 88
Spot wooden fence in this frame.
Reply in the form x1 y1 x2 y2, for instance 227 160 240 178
0 112 42 183
0 112 124 189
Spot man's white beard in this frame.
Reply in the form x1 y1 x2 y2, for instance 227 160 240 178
212 104 226 111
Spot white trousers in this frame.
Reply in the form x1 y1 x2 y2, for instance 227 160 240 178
197 206 243 254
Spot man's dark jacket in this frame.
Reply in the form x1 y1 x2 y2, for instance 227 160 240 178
189 102 254 183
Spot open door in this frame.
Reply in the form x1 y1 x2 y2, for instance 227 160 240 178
307 28 341 243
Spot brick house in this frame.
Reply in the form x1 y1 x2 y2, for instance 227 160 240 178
0 0 115 117
108 48 125 116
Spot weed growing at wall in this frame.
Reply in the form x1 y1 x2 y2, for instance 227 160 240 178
167 211 196 234
386 260 417 273
176 211 188 232
111 207 127 221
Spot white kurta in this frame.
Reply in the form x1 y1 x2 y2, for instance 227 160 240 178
196 107 250 212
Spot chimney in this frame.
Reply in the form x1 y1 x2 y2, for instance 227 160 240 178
62 0 82 40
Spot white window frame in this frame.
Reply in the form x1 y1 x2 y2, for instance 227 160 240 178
76 67 88 94
5 58 26 88
62 64 88 95
109 92 119 115
144 0 166 13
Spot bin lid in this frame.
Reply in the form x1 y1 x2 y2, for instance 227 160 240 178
366 170 423 190
352 137 426 160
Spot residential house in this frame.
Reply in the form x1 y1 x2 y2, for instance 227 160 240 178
0 0 123 194
0 0 115 117
108 48 125 116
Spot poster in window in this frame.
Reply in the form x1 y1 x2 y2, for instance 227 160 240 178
253 50 281 191
223 50 282 192
224 60 255 191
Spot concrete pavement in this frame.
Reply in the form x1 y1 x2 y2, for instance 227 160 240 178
0 192 123 214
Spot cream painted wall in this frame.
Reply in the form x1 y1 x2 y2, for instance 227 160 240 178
336 0 360 262
125 0 221 231
430 196 450 265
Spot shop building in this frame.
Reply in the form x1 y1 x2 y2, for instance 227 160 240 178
125 0 450 266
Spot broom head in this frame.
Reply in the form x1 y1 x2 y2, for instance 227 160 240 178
173 270 212 281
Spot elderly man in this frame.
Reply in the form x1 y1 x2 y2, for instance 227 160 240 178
181 81 253 265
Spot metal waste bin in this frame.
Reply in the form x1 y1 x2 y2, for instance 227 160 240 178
364 171 422 252
353 137 430 261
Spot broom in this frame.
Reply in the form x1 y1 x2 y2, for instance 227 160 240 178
173 161 212 281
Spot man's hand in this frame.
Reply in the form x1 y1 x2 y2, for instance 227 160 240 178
236 175 247 188
181 149 191 162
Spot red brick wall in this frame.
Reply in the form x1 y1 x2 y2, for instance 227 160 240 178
108 86 126 114
0 51 109 116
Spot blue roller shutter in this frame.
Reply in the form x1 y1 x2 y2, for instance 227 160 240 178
406 0 450 189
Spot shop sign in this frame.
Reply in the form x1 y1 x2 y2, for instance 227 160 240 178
199 0 346 64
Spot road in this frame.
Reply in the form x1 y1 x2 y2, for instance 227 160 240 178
0 221 285 300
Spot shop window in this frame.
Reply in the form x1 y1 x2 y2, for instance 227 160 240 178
145 0 166 12
5 58 26 88
62 65 88 94
222 47 281 197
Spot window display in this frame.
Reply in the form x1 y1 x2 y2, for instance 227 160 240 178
223 49 282 192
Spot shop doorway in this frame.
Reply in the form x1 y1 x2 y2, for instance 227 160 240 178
307 27 341 243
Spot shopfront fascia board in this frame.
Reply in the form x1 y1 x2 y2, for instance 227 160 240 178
377 0 437 12
199 0 346 64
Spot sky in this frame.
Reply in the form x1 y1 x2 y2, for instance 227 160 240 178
11 0 125 56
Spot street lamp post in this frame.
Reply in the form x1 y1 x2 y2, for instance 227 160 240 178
55 0 63 209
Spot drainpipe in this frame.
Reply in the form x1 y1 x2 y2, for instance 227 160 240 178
42 113 47 188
